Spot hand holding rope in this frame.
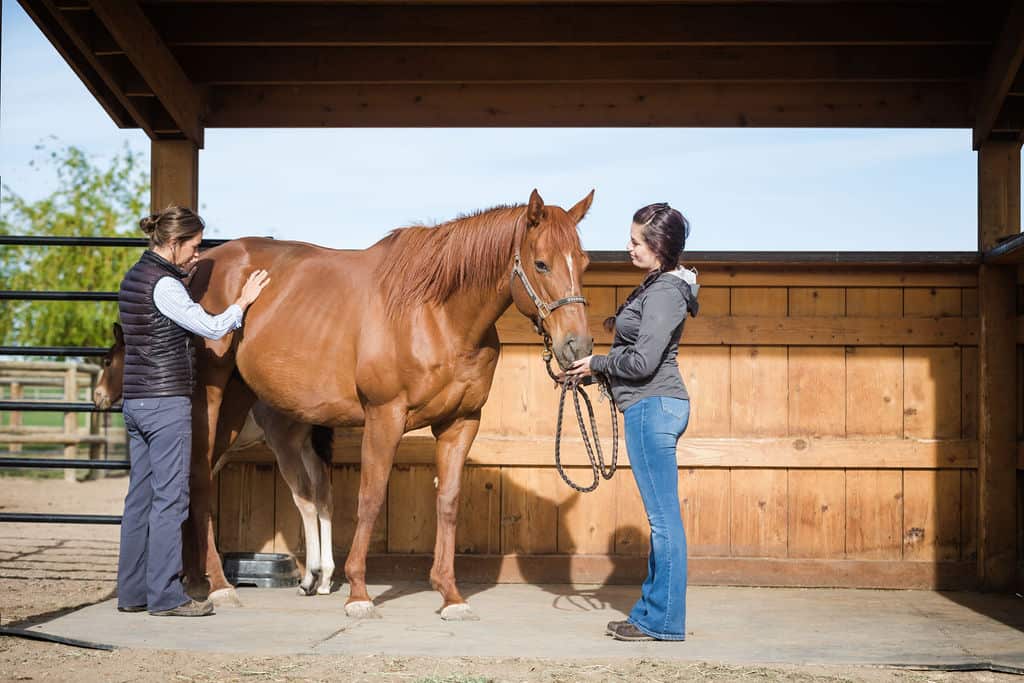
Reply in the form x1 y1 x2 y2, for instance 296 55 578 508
541 332 619 493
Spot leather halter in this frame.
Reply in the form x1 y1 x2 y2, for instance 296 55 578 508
510 248 587 324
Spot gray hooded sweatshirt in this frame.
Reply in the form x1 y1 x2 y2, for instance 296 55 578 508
589 268 700 411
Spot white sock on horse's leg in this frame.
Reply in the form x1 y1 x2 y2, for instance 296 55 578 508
295 495 320 596
317 514 334 595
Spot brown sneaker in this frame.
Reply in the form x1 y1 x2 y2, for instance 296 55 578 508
150 599 214 617
606 619 628 635
610 622 656 641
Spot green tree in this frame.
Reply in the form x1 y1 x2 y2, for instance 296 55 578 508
0 143 148 353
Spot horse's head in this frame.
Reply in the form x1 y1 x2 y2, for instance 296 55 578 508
511 189 594 369
93 322 125 410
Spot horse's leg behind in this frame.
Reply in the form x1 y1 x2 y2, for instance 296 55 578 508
304 425 335 595
344 404 406 618
430 412 481 621
188 363 255 606
252 402 324 596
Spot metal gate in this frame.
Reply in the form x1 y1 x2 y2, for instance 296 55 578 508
0 235 227 524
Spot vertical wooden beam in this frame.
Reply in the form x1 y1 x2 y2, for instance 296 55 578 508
977 140 1020 591
978 141 1021 250
151 140 198 212
63 363 78 482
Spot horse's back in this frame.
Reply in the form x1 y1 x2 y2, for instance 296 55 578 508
197 237 376 426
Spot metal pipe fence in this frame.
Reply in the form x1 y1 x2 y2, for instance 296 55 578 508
0 234 233 523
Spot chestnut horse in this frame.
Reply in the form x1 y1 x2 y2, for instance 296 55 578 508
187 190 594 620
93 324 338 596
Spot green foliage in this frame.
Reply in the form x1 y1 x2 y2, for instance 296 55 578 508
0 142 148 351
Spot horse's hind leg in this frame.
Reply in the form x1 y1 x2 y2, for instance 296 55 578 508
430 412 481 621
345 404 406 618
302 433 334 595
252 403 322 596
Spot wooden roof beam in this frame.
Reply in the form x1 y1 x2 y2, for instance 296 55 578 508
174 45 983 85
205 82 971 129
973 0 1024 149
19 0 151 133
143 3 993 48
88 0 203 147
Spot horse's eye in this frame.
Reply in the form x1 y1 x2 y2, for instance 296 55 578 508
534 260 550 273
102 357 112 367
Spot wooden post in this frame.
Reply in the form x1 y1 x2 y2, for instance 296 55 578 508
63 363 78 482
151 140 199 212
10 382 22 454
977 139 1020 591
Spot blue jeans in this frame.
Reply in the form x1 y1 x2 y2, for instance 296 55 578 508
624 396 690 640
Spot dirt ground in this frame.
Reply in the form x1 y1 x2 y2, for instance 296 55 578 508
0 477 1019 683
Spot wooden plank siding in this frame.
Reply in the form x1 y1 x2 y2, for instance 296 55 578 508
216 264 985 588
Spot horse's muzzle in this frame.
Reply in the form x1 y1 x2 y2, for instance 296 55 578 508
93 388 112 411
555 334 594 370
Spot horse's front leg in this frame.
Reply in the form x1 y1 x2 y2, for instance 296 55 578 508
189 370 254 606
430 411 481 621
344 404 406 618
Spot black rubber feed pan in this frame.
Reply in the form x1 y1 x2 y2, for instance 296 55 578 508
222 552 300 588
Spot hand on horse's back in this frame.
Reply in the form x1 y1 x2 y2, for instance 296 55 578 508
237 269 271 309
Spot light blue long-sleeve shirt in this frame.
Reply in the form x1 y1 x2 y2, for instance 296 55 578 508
152 276 243 340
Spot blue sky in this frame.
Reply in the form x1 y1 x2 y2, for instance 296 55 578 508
2 0 981 252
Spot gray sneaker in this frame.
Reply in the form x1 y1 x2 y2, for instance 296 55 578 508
150 599 214 617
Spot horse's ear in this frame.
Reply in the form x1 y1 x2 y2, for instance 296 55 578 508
113 322 124 345
567 189 595 225
526 189 545 228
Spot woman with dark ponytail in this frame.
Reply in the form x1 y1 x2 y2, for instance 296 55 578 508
566 202 699 641
116 205 269 617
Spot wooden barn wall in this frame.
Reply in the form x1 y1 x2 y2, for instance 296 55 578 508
215 263 992 589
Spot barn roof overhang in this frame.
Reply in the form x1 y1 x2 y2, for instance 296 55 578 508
16 1 1024 151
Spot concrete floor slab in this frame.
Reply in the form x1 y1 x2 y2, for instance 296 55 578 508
24 583 1024 667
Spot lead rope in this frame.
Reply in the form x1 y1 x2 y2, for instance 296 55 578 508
540 331 619 492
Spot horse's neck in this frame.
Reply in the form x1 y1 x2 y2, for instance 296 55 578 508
440 277 514 348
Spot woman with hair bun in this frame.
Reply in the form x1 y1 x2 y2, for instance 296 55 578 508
566 202 699 642
116 205 269 617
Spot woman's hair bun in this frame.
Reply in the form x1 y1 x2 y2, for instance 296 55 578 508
139 214 159 235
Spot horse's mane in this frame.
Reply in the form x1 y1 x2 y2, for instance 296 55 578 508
375 204 580 315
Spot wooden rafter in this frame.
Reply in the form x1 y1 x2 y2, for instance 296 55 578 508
88 0 204 146
18 0 147 133
973 0 1024 149
173 45 983 86
205 82 971 129
140 3 991 48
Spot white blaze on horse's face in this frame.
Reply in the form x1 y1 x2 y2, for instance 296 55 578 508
512 190 595 370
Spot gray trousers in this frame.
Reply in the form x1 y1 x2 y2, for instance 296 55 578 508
117 396 192 612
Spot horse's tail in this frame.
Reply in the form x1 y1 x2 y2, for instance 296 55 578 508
311 425 334 464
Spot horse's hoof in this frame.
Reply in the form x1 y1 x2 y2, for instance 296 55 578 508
209 587 243 607
316 584 332 595
297 583 317 596
345 600 381 619
183 578 210 601
440 603 479 621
